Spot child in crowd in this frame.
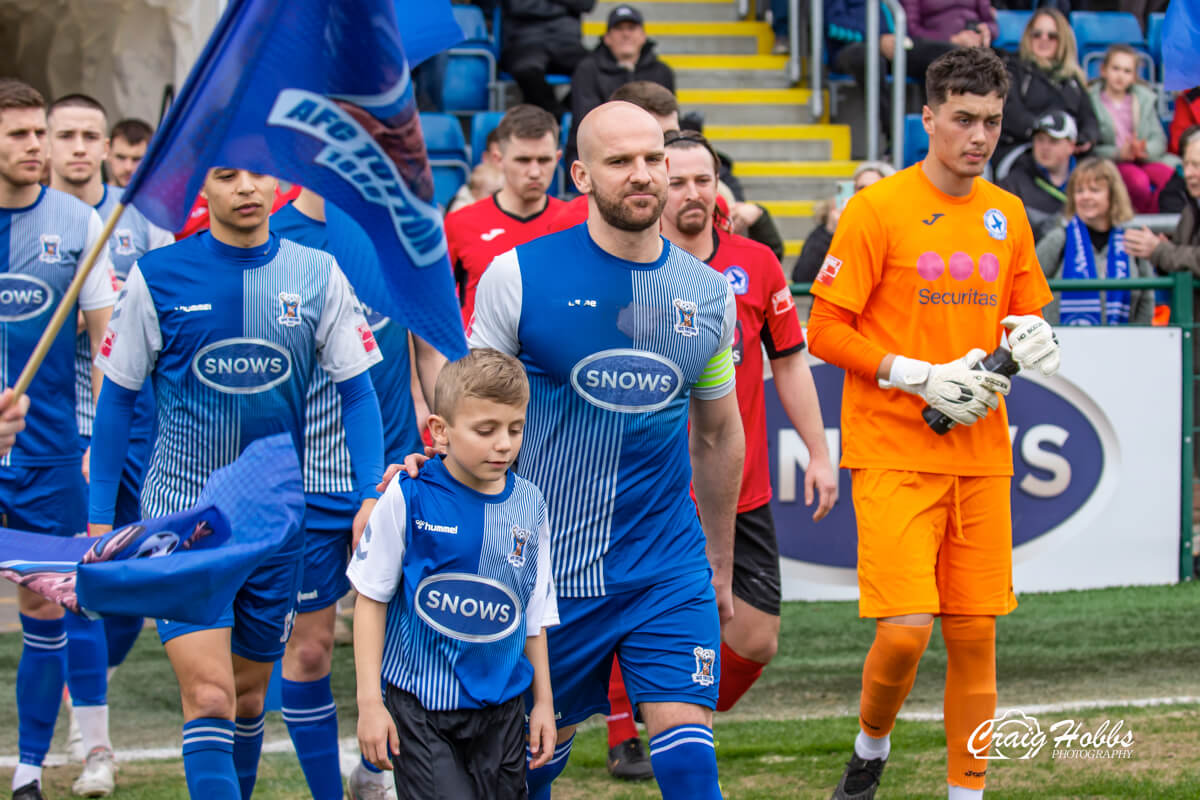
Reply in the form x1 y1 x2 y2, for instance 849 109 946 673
350 348 558 800
1089 44 1180 213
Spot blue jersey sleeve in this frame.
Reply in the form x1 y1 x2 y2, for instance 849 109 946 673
88 378 138 524
335 371 384 500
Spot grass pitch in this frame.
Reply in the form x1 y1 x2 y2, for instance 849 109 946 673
2 581 1198 798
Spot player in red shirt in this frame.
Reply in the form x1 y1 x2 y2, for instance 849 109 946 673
444 105 565 325
661 129 839 711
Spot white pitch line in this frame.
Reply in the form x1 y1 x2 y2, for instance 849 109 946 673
4 696 1197 768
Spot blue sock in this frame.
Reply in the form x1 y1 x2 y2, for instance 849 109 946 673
103 615 143 668
282 676 342 800
182 718 239 799
233 712 266 799
17 614 66 768
649 725 722 800
64 612 108 706
527 733 574 800
360 753 383 773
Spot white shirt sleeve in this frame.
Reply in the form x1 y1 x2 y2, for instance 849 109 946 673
78 210 117 311
346 475 407 603
146 221 176 252
96 264 161 391
315 260 384 382
466 249 522 356
718 282 736 352
524 501 559 634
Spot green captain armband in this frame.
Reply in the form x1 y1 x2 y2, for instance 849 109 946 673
693 347 735 399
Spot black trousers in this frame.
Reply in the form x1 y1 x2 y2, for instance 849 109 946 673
502 39 588 116
834 38 958 124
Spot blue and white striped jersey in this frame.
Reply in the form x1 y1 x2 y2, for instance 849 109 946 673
0 186 115 466
74 186 172 438
347 457 558 711
271 203 421 508
468 224 736 598
97 232 381 522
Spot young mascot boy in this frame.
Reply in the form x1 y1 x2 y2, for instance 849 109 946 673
350 349 558 800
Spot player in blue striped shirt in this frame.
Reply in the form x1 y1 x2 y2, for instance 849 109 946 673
0 79 117 800
88 168 385 800
47 93 176 791
351 349 557 800
272 188 440 800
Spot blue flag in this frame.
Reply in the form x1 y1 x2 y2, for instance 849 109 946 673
1164 0 1200 91
120 0 468 360
0 435 303 625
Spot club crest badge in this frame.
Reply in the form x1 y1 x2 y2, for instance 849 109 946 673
507 525 530 568
38 234 62 264
673 298 698 337
114 229 136 256
984 208 1008 241
277 292 302 327
692 646 716 686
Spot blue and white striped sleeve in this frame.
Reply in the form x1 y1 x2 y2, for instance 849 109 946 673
691 283 737 400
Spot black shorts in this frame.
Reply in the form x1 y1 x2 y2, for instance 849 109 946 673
384 684 527 800
731 503 782 616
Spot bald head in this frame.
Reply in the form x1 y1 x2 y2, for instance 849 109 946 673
576 101 664 166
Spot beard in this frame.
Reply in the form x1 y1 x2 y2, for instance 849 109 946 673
592 182 666 232
673 202 710 235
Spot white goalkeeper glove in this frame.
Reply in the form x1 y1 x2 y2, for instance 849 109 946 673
1001 315 1060 376
881 350 1012 427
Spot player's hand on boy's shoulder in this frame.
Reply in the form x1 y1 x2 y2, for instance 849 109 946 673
527 701 558 769
357 699 399 772
376 444 441 491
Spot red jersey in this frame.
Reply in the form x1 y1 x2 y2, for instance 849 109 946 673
445 193 565 324
706 228 806 512
176 184 301 239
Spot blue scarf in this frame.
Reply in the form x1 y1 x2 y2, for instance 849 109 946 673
1060 216 1131 326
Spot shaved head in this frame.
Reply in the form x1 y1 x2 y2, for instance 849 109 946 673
572 102 667 232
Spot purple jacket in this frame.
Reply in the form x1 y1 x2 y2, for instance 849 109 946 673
899 0 997 42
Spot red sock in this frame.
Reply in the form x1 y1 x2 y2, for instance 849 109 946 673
716 642 765 712
606 657 637 748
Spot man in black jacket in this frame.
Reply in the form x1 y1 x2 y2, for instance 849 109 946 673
501 0 596 117
567 5 675 165
998 110 1076 241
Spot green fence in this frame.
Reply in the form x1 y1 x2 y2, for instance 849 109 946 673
791 271 1197 581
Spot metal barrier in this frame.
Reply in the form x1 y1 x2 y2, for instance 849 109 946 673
791 271 1198 581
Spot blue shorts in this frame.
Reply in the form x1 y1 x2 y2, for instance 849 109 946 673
0 462 86 536
157 549 303 662
535 569 721 728
297 496 354 614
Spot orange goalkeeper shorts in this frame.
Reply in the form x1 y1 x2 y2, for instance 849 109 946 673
851 469 1018 619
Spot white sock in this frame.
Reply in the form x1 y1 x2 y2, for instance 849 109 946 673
12 763 41 790
948 785 983 800
74 704 112 752
358 762 389 786
854 730 891 761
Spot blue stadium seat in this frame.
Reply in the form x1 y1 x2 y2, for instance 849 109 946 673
470 111 505 166
420 113 471 208
903 113 928 168
452 5 490 43
994 10 1032 53
444 5 497 112
1070 12 1152 82
1147 12 1164 78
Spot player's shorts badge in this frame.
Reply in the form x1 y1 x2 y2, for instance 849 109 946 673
38 234 62 264
673 298 699 337
507 525 530 568
984 208 1008 241
723 265 749 295
692 646 716 686
277 292 302 327
114 229 135 256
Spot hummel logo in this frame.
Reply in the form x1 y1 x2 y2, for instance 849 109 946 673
414 519 458 534
173 304 212 312
922 213 944 225
480 228 505 241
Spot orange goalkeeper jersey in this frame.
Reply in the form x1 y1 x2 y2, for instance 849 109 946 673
810 165 1052 477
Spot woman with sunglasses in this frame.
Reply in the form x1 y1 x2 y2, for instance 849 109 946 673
994 8 1098 176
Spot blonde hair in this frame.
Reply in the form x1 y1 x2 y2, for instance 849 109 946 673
1019 9 1087 85
1064 157 1135 228
433 348 529 422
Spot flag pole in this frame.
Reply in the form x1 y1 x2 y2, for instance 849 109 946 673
12 202 128 400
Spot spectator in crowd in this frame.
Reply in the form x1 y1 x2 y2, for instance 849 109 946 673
568 5 674 165
1126 126 1200 275
793 160 895 283
1169 87 1200 155
500 0 595 117
447 127 504 213
995 8 1097 175
999 110 1078 240
1089 44 1179 213
830 0 997 129
1158 126 1200 213
105 117 152 188
1036 157 1155 325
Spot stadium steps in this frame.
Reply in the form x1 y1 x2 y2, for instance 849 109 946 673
583 20 772 54
759 200 818 241
676 88 825 125
663 54 795 89
594 0 744 22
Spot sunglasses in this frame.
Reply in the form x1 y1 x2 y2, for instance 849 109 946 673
1032 30 1059 41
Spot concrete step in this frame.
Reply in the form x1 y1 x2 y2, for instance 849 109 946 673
717 137 830 160
759 200 819 240
590 0 744 22
784 239 804 258
734 171 850 202
583 21 770 55
663 54 794 89
706 124 849 161
677 88 825 125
